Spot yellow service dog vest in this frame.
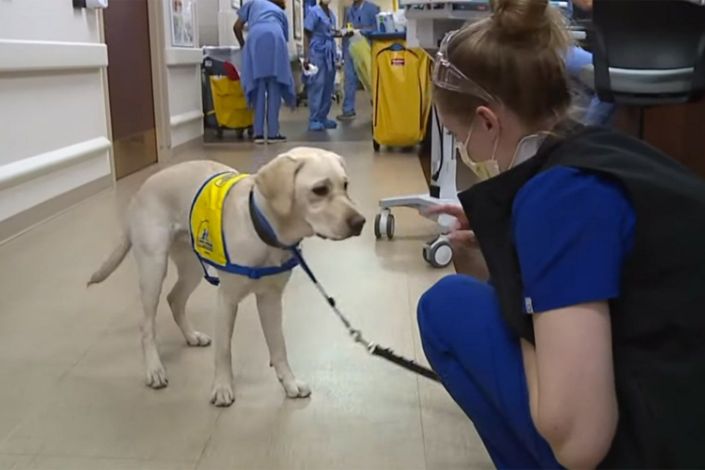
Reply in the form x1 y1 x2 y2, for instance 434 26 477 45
190 172 248 267
189 171 299 285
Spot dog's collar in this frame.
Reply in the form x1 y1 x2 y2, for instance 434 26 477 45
248 190 301 250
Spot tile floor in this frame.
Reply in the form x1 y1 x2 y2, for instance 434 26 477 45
0 108 492 469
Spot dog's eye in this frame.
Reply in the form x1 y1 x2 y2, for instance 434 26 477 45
312 186 329 197
343 181 349 191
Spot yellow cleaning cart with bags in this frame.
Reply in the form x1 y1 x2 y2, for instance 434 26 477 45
209 76 254 134
201 55 253 140
368 32 432 151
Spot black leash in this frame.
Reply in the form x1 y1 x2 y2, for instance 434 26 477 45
290 249 441 383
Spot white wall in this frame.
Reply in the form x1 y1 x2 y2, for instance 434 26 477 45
162 0 204 147
218 0 240 46
0 0 111 230
199 0 220 45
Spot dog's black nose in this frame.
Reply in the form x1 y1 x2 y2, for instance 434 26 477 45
348 214 366 236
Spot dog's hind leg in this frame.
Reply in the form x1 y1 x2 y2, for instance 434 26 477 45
132 229 170 389
168 243 211 347
256 291 311 398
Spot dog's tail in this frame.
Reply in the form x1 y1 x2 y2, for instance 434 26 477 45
87 233 131 287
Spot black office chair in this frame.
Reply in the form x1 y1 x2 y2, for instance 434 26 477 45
578 0 705 136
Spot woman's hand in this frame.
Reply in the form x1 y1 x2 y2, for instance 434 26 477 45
424 204 476 245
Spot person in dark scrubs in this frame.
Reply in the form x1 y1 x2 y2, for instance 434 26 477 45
418 0 705 468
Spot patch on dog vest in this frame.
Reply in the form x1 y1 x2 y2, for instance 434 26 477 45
190 172 249 268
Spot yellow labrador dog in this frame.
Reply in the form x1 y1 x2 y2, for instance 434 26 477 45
88 147 365 406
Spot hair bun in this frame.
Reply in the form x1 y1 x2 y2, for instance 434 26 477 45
491 0 551 38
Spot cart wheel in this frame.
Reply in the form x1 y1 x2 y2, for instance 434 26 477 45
246 127 253 138
386 213 395 239
374 210 394 240
373 140 381 152
236 130 245 139
422 245 431 263
423 236 453 268
216 127 224 139
402 146 415 153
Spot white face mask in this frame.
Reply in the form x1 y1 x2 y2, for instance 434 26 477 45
456 124 500 181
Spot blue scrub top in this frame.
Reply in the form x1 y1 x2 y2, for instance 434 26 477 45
239 0 289 39
344 0 380 30
512 166 636 314
304 4 337 45
304 4 337 38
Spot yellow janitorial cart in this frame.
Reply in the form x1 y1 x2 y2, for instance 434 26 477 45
366 31 432 151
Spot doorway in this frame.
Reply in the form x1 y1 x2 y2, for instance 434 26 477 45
104 0 158 179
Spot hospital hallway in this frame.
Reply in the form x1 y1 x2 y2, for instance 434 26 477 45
0 102 493 470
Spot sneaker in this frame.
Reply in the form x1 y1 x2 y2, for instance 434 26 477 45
268 135 287 143
308 121 326 131
336 112 356 122
324 119 338 129
253 135 266 144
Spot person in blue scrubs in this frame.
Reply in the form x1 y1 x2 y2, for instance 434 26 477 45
337 0 379 121
234 0 295 143
420 169 634 468
563 0 615 125
303 0 339 131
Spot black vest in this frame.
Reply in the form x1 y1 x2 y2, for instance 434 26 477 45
458 124 705 468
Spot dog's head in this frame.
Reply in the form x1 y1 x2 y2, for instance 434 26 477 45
254 147 366 241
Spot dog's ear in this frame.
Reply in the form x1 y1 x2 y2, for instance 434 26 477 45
255 154 303 216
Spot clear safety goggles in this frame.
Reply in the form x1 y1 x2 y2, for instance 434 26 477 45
432 30 497 104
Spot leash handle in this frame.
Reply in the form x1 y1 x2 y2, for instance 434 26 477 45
370 345 441 382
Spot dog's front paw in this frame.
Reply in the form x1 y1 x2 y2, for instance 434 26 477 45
185 331 212 347
282 379 311 399
145 365 169 389
210 381 235 407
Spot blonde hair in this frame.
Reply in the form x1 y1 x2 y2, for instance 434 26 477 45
434 0 573 128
